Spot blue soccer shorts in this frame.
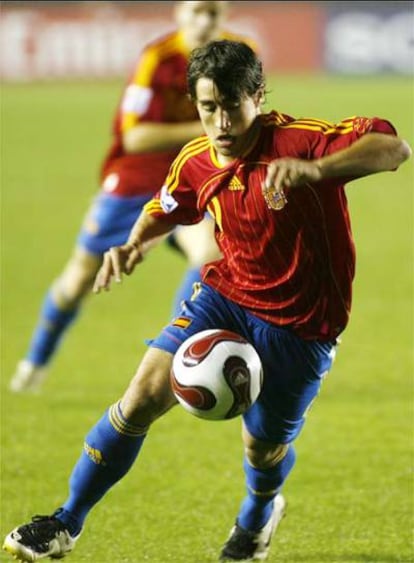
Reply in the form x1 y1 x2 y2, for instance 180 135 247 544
77 192 150 256
149 282 337 445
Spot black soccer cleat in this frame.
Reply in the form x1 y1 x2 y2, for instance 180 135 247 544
220 494 286 561
3 514 80 561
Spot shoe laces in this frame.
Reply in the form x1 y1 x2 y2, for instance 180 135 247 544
17 515 65 551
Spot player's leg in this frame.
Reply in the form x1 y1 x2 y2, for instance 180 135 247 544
3 283 232 562
169 215 221 317
3 347 178 562
56 347 178 534
221 326 337 561
10 192 146 392
9 247 102 392
55 285 233 540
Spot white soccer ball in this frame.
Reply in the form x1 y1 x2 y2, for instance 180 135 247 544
170 329 263 421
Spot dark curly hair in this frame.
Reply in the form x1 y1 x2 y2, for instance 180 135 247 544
187 40 265 101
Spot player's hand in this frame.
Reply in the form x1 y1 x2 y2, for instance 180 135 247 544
262 158 322 210
93 242 144 294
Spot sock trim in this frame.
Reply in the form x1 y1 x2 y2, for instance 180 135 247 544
245 443 290 472
108 401 148 437
247 484 279 498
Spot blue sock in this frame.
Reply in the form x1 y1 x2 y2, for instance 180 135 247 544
171 267 201 317
55 401 147 536
26 291 79 366
238 446 296 532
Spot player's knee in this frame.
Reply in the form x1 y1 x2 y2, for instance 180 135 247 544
122 379 176 427
54 250 102 305
245 442 289 469
243 424 290 469
121 349 177 427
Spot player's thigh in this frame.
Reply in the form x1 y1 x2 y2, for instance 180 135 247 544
52 247 103 306
140 284 239 424
148 282 246 355
172 216 221 266
243 321 336 444
77 192 149 256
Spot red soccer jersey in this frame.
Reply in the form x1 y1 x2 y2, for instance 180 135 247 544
144 112 397 340
100 30 256 198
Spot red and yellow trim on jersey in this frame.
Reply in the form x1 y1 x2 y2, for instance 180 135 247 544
121 113 139 132
261 111 292 127
209 144 224 169
143 198 164 216
197 169 230 207
165 136 210 194
143 136 210 216
263 113 356 136
132 32 185 88
207 196 223 232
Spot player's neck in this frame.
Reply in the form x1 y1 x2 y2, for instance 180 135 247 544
180 30 222 52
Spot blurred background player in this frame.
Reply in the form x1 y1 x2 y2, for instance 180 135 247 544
10 0 255 392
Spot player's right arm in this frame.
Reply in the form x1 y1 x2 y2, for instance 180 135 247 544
123 119 204 153
93 211 175 293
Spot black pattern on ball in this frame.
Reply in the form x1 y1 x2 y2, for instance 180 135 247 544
223 355 252 419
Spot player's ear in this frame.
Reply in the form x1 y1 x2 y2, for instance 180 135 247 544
254 87 266 108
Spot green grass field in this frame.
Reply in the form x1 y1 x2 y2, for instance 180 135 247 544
1 75 413 562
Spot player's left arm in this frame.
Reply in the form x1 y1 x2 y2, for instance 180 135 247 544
265 133 411 198
315 132 411 181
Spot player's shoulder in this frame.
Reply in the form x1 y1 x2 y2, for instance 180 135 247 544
140 31 183 62
171 136 211 172
177 135 211 163
165 135 210 185
261 111 356 136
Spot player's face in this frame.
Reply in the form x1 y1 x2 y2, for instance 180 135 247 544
175 1 227 49
195 77 263 163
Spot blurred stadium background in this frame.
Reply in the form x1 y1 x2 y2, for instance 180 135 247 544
1 1 413 562
1 0 413 78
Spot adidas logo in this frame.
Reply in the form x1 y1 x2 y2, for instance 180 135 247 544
84 442 106 465
234 371 248 385
228 176 245 191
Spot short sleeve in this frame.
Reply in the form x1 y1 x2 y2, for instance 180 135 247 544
311 116 398 159
144 157 204 226
120 47 160 132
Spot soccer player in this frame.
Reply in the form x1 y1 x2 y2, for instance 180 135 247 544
4 41 411 562
10 0 255 392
